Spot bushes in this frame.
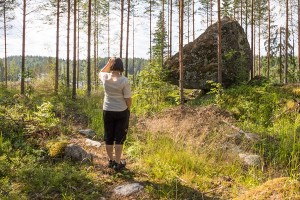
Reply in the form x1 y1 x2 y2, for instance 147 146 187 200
213 83 300 178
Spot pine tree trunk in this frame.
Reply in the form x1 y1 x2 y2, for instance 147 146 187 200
67 0 70 88
94 0 97 88
108 1 110 58
179 0 184 106
206 1 208 28
258 20 261 77
217 0 222 83
72 0 77 99
87 0 91 95
245 0 248 38
170 0 172 56
280 27 282 83
96 11 99 86
150 0 152 60
125 0 130 77
267 0 270 78
192 0 195 40
120 0 124 58
132 4 135 85
298 0 300 77
55 0 60 93
161 0 165 68
167 0 170 58
254 22 256 76
4 4 7 88
250 0 253 79
77 2 79 89
284 0 288 84
240 0 243 26
21 0 26 95
210 0 212 25
187 0 190 43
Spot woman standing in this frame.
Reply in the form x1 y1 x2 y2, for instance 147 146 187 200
99 57 132 171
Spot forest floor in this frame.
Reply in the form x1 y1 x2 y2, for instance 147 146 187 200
65 104 268 199
64 105 236 199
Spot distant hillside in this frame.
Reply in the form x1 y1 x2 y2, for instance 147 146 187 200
0 56 148 81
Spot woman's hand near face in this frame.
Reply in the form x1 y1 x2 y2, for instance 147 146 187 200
101 57 115 73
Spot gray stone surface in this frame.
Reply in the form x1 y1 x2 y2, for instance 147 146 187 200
165 17 250 90
85 139 101 148
239 153 261 167
64 144 93 163
113 183 144 197
78 129 96 138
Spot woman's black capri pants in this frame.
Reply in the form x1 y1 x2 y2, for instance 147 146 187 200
103 109 130 145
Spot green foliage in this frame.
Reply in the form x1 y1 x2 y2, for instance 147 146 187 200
132 62 178 115
212 83 300 178
30 102 59 132
207 80 224 106
18 163 104 199
47 141 68 158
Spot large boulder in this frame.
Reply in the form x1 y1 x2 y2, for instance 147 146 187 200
165 17 251 90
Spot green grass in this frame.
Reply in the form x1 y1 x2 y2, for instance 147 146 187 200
1 79 299 199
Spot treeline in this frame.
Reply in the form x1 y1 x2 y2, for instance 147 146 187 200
0 55 147 82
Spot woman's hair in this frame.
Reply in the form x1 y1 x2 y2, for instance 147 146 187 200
110 58 124 72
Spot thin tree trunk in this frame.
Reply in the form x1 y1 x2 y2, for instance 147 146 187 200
94 0 97 88
179 0 184 106
4 4 7 87
192 0 195 40
188 0 190 43
218 0 222 83
298 0 300 77
67 0 70 88
150 0 152 60
284 0 288 84
72 0 77 99
245 0 248 38
267 0 270 78
167 0 170 58
258 20 261 77
254 22 256 76
120 0 124 58
55 0 60 93
240 0 243 26
132 3 135 85
170 0 172 56
21 0 26 95
96 10 99 85
210 0 212 25
206 1 208 28
279 27 282 82
125 0 130 77
87 0 91 95
161 0 165 68
108 1 110 58
77 3 79 89
250 0 253 79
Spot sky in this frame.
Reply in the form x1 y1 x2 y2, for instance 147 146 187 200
0 0 293 60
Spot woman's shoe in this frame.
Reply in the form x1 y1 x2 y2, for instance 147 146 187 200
113 160 126 171
108 160 116 168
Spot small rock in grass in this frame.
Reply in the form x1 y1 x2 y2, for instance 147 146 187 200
239 153 261 167
64 144 93 163
113 183 144 196
85 139 101 148
78 129 96 138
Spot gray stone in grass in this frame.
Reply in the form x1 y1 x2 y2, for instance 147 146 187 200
79 129 96 138
64 144 93 163
113 183 144 196
239 153 261 167
85 138 101 148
